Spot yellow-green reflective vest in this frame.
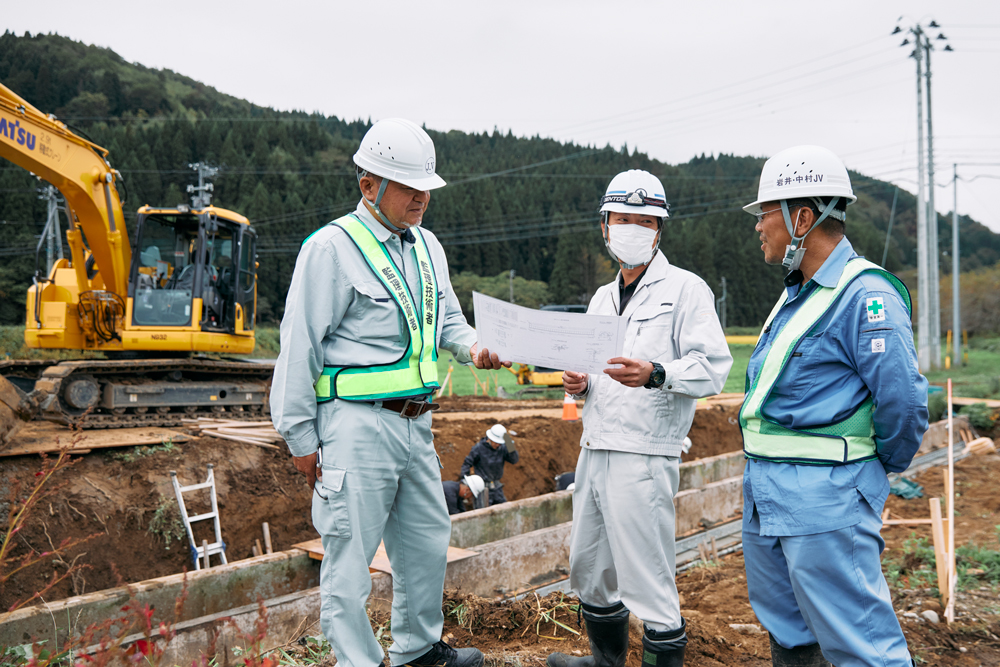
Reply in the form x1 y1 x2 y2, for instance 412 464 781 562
740 257 911 465
313 215 440 402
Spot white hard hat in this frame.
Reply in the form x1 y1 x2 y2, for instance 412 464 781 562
599 170 670 220
743 145 856 217
463 474 485 498
486 424 507 444
744 145 857 272
353 118 446 191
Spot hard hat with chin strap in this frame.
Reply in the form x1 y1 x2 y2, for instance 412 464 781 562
744 145 856 273
354 118 446 232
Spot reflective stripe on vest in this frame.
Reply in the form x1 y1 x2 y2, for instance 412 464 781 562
740 257 911 465
314 215 439 402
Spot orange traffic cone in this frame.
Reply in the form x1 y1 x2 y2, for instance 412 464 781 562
562 393 579 421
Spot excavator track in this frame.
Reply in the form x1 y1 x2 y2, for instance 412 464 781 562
0 357 274 431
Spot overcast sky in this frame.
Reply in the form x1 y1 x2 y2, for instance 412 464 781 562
8 0 1000 231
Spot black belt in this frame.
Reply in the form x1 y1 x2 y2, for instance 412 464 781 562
375 398 440 419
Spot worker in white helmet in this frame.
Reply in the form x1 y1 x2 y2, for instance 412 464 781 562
740 146 928 667
460 423 519 505
271 118 510 667
549 170 732 667
442 475 485 515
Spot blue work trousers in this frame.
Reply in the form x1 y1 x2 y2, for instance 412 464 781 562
744 501 911 667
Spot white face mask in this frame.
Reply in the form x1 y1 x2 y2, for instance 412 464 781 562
608 223 658 267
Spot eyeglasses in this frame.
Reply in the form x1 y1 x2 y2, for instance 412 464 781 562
754 207 783 225
754 204 815 225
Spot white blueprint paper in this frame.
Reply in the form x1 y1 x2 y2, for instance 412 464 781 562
473 292 628 374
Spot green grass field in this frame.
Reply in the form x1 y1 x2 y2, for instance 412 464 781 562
1 324 996 400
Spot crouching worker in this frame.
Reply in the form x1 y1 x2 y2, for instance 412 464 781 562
443 475 485 515
548 170 732 667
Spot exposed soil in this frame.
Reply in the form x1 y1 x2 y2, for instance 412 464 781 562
0 433 315 611
0 401 746 609
683 404 744 461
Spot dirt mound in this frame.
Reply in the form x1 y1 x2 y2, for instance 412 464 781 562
684 404 743 461
0 437 315 611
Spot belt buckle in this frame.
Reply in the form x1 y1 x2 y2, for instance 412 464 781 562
399 399 426 420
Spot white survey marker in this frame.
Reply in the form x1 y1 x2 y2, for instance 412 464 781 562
473 292 628 374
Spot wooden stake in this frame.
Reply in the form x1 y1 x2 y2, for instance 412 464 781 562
929 498 949 609
697 542 709 563
255 538 264 557
202 539 210 569
946 378 956 623
711 535 719 561
252 544 260 557
262 523 272 554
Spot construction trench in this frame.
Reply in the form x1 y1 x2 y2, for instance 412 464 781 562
0 396 996 666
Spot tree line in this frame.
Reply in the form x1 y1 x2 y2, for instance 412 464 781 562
2 31 999 330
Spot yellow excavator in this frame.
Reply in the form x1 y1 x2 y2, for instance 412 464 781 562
0 82 271 445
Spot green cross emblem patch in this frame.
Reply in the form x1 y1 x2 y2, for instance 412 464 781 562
866 297 885 323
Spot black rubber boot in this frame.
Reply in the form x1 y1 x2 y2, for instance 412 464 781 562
768 635 830 667
640 619 687 667
546 602 631 667
406 640 483 667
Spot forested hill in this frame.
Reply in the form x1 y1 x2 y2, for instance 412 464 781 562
2 31 999 328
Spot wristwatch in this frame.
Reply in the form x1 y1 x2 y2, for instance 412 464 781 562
644 361 666 389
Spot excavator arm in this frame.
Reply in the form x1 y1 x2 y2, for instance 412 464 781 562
0 82 130 297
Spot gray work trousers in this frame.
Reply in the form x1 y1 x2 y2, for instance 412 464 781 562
313 399 451 667
569 447 682 632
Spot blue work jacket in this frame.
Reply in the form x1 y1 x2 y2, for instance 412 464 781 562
743 237 929 537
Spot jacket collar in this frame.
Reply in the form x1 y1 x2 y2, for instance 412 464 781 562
786 236 857 298
612 250 670 318
353 200 393 243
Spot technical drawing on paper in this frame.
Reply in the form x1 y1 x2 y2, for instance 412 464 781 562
473 292 628 374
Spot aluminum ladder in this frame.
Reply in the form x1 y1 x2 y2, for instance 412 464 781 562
170 464 228 570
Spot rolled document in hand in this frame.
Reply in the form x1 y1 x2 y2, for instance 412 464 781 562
473 292 627 374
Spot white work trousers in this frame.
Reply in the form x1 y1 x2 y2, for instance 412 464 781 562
313 399 451 667
569 447 682 632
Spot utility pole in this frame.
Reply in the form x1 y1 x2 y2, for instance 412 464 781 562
910 26 931 371
509 269 515 303
881 186 899 268
716 277 727 330
952 164 960 367
187 162 219 209
925 37 942 366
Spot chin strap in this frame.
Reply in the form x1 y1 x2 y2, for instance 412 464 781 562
360 171 409 234
781 197 842 273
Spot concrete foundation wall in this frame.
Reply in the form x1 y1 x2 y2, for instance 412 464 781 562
1 451 746 657
0 550 319 649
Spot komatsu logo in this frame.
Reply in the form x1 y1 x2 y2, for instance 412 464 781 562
0 116 37 150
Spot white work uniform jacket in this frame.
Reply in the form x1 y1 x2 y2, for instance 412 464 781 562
576 251 732 457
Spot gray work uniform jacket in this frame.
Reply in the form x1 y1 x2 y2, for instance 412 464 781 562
270 201 478 457
576 251 732 457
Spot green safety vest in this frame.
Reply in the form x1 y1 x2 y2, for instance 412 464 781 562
740 257 911 465
312 215 440 402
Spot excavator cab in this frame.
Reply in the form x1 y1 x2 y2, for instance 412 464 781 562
129 207 257 335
